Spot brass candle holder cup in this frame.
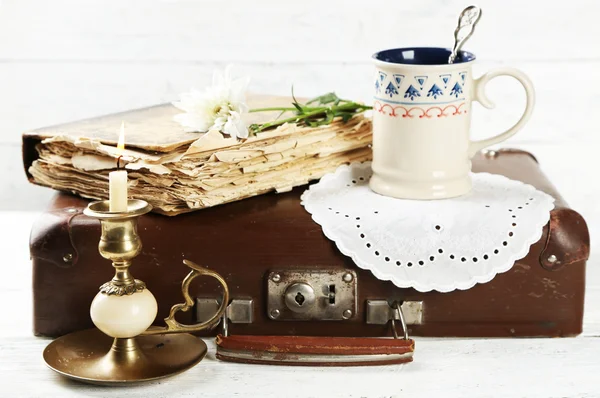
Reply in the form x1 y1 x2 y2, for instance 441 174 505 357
43 199 229 385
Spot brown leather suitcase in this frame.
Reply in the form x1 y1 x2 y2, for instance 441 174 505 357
29 149 590 338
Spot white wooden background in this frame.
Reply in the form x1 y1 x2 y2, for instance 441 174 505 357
0 0 599 396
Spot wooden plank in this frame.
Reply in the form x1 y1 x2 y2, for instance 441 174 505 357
0 0 597 62
0 145 55 211
1 334 599 397
1 61 599 146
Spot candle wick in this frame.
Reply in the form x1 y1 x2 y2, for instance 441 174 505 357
116 155 123 170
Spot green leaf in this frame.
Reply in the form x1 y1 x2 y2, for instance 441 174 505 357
249 123 262 134
307 92 339 106
249 89 373 135
306 110 335 127
292 101 304 114
337 111 355 122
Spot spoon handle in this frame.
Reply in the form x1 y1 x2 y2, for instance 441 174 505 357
449 5 482 64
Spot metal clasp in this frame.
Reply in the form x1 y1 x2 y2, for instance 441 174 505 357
196 298 254 337
390 302 409 340
366 300 423 325
222 313 229 337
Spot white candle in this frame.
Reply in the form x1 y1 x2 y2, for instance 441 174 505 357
109 170 128 212
109 121 128 212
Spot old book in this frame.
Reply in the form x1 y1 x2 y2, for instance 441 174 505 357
23 95 372 215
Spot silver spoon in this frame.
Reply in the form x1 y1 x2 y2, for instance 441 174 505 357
448 5 482 64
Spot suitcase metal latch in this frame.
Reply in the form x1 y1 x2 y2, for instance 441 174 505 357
366 300 424 325
196 299 254 324
267 269 358 321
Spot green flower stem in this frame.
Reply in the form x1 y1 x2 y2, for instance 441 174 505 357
249 107 297 113
250 104 371 114
253 108 330 132
248 92 373 134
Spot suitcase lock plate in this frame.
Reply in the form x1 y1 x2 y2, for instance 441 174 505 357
267 269 357 321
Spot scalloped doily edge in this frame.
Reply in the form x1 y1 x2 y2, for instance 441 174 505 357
300 162 555 293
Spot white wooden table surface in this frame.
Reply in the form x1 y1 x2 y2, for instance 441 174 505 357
0 0 599 396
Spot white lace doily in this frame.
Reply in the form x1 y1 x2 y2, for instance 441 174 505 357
301 162 555 293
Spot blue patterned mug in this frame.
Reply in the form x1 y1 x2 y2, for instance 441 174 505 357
371 47 535 199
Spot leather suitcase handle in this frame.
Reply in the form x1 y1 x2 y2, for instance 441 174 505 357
216 334 415 366
216 301 414 366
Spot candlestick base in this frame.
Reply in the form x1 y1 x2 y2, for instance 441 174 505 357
43 199 229 384
43 328 207 385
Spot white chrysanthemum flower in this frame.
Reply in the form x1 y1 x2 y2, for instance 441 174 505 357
172 65 250 139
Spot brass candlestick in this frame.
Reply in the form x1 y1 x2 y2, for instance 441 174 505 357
43 199 229 385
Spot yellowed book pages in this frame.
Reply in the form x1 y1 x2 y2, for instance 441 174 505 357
24 95 373 215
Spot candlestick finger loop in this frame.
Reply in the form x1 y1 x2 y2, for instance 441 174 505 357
141 259 230 336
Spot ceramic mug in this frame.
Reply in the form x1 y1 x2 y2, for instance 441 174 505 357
370 47 535 199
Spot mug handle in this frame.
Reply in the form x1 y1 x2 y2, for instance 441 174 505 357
468 67 535 158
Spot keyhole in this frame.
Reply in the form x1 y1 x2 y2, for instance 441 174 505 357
295 292 305 306
328 284 336 304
